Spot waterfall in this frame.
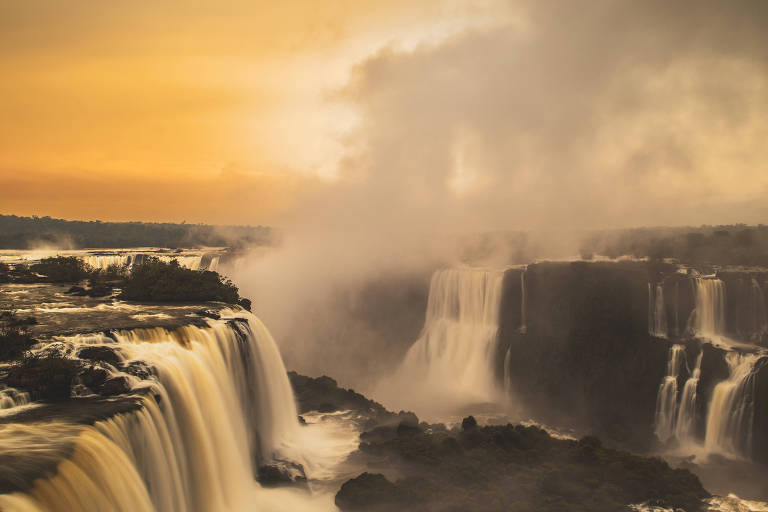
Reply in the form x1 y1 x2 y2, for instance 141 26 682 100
503 346 513 395
381 268 505 413
0 310 307 512
690 278 727 338
81 254 218 272
519 270 527 334
675 351 702 443
654 345 686 442
749 279 768 339
648 283 668 338
0 386 29 409
704 352 759 457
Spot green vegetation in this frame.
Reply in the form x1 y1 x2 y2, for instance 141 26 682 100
5 354 80 402
0 311 37 361
0 214 271 249
336 419 709 512
2 255 249 308
29 256 90 283
120 257 249 308
581 224 768 266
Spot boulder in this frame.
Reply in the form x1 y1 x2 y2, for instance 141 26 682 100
99 376 131 396
257 459 307 487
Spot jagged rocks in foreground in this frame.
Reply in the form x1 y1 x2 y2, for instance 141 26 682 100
336 418 708 512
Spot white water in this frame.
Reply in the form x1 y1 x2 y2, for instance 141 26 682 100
655 345 686 442
0 386 30 410
519 270 527 334
704 352 760 457
648 282 668 338
378 267 505 416
675 350 703 443
691 278 727 338
0 310 351 512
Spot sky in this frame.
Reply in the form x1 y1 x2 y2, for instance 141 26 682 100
1 0 767 228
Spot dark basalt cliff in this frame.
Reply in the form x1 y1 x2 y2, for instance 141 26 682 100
497 262 670 450
496 261 768 461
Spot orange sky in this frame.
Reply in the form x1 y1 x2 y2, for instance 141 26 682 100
0 0 506 224
1 1 766 228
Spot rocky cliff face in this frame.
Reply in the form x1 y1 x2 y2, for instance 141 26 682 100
497 261 670 450
496 261 768 463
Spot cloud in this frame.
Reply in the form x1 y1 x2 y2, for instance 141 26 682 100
331 0 768 231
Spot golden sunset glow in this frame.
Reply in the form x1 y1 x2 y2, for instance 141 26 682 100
1 1 767 227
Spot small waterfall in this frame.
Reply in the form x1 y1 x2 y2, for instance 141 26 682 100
749 279 768 339
81 253 218 272
83 254 133 270
654 345 686 442
519 270 527 334
0 386 30 410
503 346 513 395
383 268 505 412
704 352 759 457
0 310 305 511
648 283 668 338
690 278 727 338
675 351 702 443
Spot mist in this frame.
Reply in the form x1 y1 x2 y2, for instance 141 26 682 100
232 0 768 393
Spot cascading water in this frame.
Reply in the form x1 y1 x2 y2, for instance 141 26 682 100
648 283 668 338
0 386 29 409
749 279 768 339
519 270 527 334
675 351 702 443
704 352 760 457
379 268 505 415
654 345 686 442
690 278 727 338
0 310 331 512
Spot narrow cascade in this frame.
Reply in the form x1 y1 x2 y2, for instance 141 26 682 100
648 283 668 338
675 351 702 443
690 278 727 338
503 346 513 395
0 310 304 512
704 352 760 457
749 279 768 339
381 268 505 413
519 270 527 334
654 345 686 442
0 386 29 410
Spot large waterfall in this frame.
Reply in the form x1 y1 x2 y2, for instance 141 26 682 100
378 268 505 415
704 352 760 457
0 310 336 512
690 278 727 338
654 345 686 442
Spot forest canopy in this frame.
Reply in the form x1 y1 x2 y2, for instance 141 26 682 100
0 214 271 249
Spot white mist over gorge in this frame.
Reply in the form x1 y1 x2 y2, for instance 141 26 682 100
2 1 768 511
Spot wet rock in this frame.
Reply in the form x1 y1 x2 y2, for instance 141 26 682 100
5 356 80 402
335 473 402 511
78 366 109 390
99 376 131 396
197 309 221 320
78 346 121 366
65 286 88 296
461 415 478 431
122 360 154 380
257 460 307 487
317 402 338 413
